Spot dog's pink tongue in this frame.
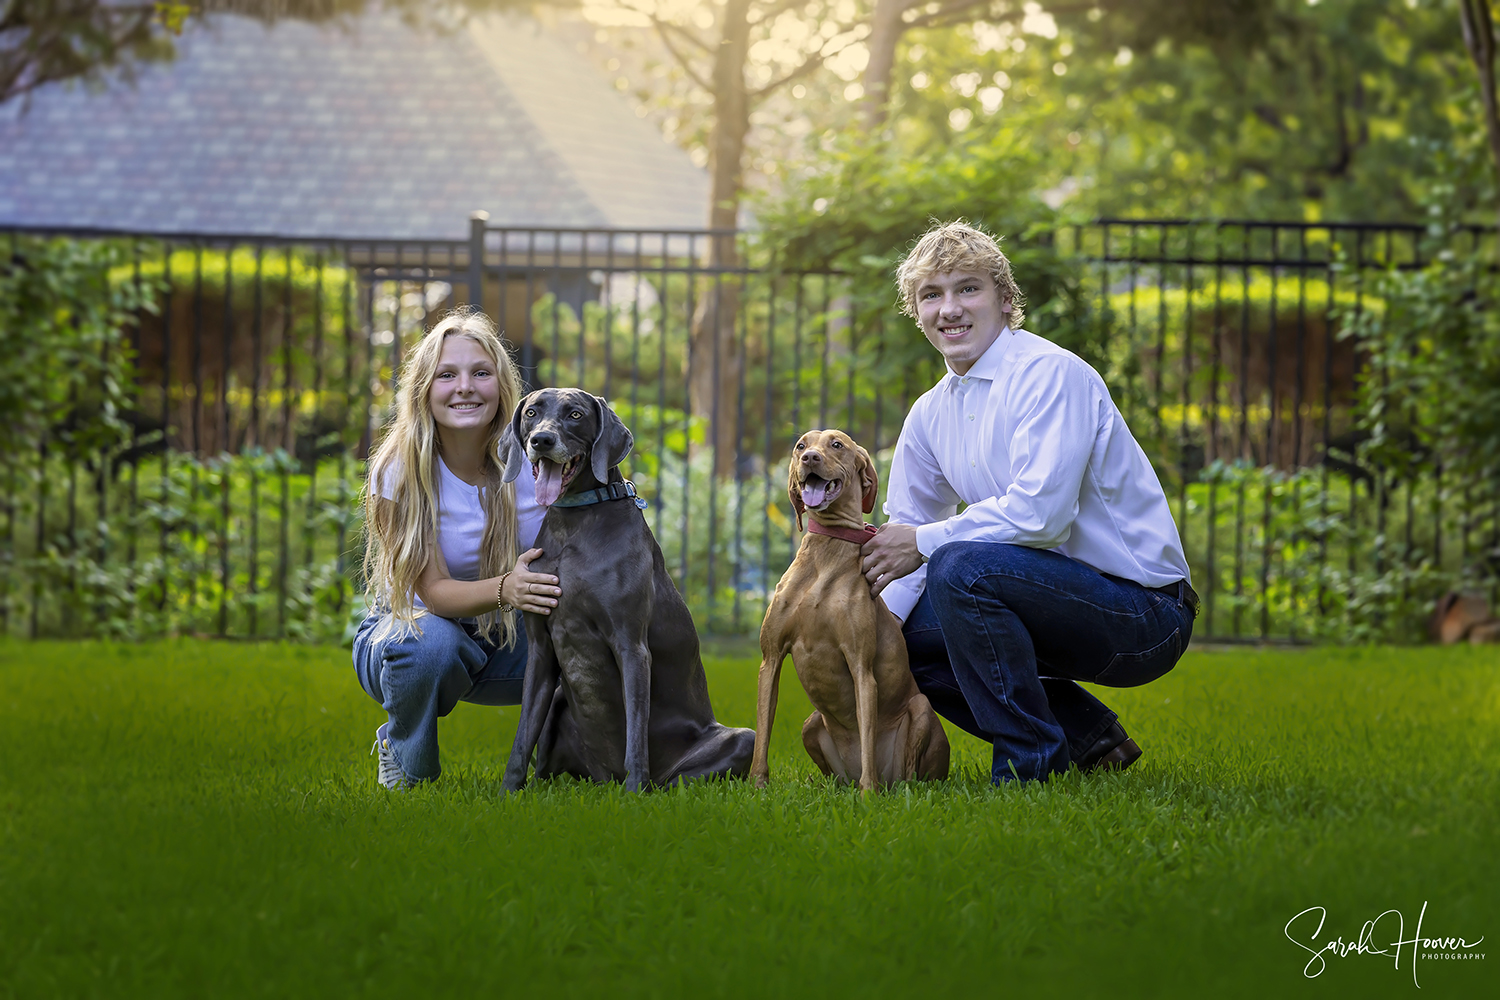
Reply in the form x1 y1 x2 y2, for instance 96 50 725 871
534 459 565 506
801 479 829 508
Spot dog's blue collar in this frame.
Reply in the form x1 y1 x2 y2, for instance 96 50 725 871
551 479 649 510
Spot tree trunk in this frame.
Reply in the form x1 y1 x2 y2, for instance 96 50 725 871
1459 0 1500 239
861 0 912 131
689 0 752 477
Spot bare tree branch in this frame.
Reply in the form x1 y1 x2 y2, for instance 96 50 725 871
0 1 162 105
652 16 712 55
747 0 810 28
613 0 711 54
649 15 713 92
901 0 993 31
749 26 865 99
903 0 1092 32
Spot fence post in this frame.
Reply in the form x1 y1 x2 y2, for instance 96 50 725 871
468 210 488 311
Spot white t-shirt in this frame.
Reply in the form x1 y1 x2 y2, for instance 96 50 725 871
373 455 544 603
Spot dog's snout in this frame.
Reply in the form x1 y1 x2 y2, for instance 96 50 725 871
800 449 822 466
528 431 557 452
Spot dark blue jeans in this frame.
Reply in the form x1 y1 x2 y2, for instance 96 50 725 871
903 542 1193 783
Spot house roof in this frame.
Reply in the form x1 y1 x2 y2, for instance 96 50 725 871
0 12 710 240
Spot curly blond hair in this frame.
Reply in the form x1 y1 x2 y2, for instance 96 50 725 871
895 220 1026 329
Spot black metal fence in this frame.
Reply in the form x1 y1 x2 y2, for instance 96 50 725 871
3 217 1495 642
1062 220 1499 640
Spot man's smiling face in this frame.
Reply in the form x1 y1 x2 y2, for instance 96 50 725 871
915 270 1012 375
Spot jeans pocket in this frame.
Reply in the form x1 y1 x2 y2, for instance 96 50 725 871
1094 627 1182 688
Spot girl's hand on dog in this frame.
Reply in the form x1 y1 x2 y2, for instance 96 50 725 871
505 548 561 615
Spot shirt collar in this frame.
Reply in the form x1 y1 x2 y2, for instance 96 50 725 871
942 325 1015 391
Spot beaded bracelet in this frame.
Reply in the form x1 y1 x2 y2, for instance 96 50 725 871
497 571 514 613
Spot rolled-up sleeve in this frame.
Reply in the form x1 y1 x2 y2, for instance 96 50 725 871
879 398 960 624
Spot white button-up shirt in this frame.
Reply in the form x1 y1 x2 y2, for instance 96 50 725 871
880 326 1191 624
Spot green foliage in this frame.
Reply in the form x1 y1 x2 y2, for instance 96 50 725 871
1171 231 1500 644
0 237 148 464
0 640 1495 996
0 0 172 105
0 239 367 641
752 1 1488 225
754 133 1111 396
1047 0 1481 219
756 131 1053 281
1345 247 1500 491
8 449 360 642
1189 460 1468 644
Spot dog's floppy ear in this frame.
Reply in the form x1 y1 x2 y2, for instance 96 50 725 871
787 446 805 532
497 395 529 484
857 445 879 514
591 395 633 483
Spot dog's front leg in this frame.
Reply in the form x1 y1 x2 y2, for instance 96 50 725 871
502 622 560 792
750 649 784 787
851 661 880 792
617 637 651 792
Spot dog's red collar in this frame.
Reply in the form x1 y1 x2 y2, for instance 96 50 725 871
806 519 878 545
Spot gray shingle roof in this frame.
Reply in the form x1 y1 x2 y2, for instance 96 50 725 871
0 12 710 240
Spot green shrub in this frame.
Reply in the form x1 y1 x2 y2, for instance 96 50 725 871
1 237 147 464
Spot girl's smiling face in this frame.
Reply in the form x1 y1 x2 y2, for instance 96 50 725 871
428 335 499 433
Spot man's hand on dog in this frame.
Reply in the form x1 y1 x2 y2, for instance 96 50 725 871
505 548 561 615
861 523 922 598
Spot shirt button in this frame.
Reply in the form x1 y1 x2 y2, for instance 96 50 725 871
968 414 975 421
971 460 977 467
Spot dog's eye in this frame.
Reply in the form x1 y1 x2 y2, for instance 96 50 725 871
570 410 583 419
831 440 842 449
795 442 804 450
524 408 535 417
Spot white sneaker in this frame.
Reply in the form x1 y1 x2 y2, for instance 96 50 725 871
370 725 406 790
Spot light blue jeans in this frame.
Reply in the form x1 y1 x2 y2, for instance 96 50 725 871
352 613 528 783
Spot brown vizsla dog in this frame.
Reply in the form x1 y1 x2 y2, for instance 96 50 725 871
752 429 950 791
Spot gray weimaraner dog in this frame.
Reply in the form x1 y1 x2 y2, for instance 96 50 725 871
498 387 754 792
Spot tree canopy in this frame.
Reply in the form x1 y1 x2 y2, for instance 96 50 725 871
753 0 1488 228
0 0 553 105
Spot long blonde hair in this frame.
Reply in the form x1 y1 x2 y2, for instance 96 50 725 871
362 308 524 646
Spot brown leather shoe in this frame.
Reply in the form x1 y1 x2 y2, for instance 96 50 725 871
1090 737 1142 772
1076 721 1143 773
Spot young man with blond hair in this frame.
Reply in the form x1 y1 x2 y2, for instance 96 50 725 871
860 220 1198 783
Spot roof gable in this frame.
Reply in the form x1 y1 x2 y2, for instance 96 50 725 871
0 12 708 239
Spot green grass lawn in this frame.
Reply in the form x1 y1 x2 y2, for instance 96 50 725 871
1 640 1495 999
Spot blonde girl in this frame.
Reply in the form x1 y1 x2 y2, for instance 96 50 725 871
353 308 560 788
